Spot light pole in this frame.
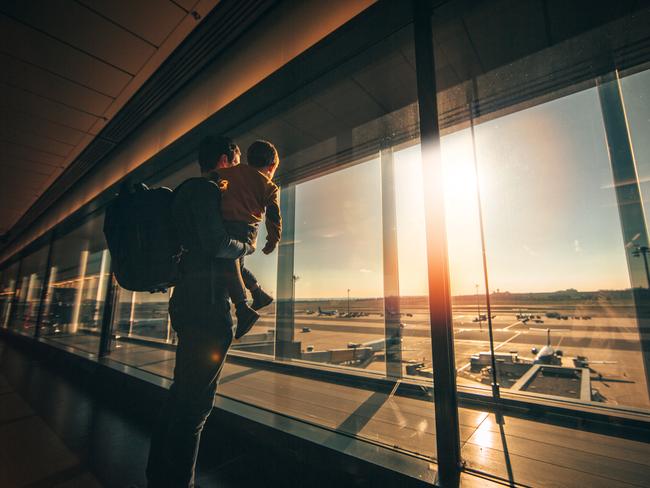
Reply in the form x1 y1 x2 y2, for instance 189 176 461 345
475 283 482 331
347 288 351 315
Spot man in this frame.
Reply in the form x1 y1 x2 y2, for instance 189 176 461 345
146 135 251 487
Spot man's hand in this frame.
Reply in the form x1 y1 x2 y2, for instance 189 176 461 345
262 242 277 255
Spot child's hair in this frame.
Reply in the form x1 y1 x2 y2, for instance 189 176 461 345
198 135 240 172
247 140 279 169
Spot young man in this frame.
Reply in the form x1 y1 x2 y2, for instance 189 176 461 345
218 139 282 339
146 135 252 487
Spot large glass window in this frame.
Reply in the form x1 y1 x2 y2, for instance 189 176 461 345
8 244 49 336
0 261 19 329
431 0 650 484
206 22 436 459
621 69 650 231
40 213 110 355
292 159 386 374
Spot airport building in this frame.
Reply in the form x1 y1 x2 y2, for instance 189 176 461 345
1 0 650 486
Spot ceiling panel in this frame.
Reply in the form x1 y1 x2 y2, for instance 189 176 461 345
0 15 132 97
0 160 57 178
0 83 99 132
0 53 114 116
174 0 198 12
0 186 40 208
0 126 74 158
0 0 221 239
0 110 86 147
0 0 156 75
0 166 53 188
78 0 186 46
0 142 66 168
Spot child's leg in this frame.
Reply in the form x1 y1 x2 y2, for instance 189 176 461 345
239 257 259 292
225 259 247 306
243 256 274 311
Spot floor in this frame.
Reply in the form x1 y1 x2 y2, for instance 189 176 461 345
1 339 405 488
37 333 650 487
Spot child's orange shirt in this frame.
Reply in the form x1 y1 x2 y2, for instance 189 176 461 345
218 164 281 246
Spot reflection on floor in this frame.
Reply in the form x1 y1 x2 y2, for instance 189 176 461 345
42 333 102 355
3 339 416 488
65 337 650 488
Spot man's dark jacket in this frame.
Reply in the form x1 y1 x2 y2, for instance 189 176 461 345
169 175 249 330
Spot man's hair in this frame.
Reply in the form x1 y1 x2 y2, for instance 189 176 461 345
247 140 279 169
198 135 240 172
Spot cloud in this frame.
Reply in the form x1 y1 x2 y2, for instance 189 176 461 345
322 231 343 239
359 268 372 273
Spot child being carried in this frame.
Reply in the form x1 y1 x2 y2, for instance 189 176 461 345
218 140 281 339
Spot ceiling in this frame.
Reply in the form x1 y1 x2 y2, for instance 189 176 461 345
0 0 219 237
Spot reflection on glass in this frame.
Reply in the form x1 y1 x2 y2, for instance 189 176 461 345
393 145 432 379
429 0 650 416
114 288 174 343
9 245 49 336
40 214 109 355
621 70 650 231
0 261 19 328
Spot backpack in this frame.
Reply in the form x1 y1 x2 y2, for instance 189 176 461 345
103 182 183 293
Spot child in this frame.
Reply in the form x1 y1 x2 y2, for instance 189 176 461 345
218 140 281 339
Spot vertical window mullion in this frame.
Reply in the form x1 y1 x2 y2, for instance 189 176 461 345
413 1 462 485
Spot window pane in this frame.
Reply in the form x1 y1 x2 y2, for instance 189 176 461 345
432 0 650 483
0 261 19 329
293 158 385 374
8 245 49 336
621 69 650 231
40 213 109 355
210 23 435 460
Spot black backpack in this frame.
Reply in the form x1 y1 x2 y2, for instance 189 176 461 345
103 182 182 293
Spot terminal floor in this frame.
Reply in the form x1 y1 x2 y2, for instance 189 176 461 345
1 339 420 488
36 334 650 487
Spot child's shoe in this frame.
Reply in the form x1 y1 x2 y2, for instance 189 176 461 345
235 303 260 339
251 288 274 310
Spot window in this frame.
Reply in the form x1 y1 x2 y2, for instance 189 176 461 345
0 261 19 329
8 244 49 336
40 213 110 355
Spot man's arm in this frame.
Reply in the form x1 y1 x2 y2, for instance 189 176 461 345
187 180 249 259
262 186 282 254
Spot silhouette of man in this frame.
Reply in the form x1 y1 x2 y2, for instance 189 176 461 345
146 135 250 487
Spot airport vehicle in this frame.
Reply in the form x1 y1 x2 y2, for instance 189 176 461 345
305 309 315 315
318 306 337 316
339 311 369 318
473 313 496 322
545 311 570 320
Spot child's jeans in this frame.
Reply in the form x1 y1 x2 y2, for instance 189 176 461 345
224 221 259 304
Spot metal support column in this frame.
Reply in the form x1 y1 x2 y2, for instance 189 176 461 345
99 262 119 358
413 1 462 486
34 233 55 338
380 142 403 378
6 258 24 329
598 72 650 401
275 184 299 359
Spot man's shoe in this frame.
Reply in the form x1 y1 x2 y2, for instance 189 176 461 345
235 304 260 339
251 288 274 310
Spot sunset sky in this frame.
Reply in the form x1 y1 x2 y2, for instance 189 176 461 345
246 71 650 300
